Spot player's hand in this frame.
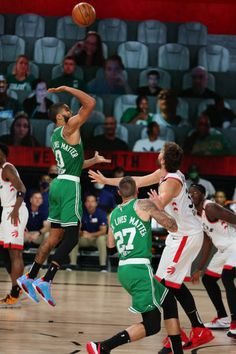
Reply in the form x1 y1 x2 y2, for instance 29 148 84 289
48 86 67 93
93 151 111 165
192 270 202 285
148 189 164 210
8 209 20 226
88 169 106 184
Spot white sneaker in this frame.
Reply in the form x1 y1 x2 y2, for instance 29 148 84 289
204 316 230 329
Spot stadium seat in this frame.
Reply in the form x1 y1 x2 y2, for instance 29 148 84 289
197 99 231 115
137 20 167 44
0 35 25 62
98 18 127 42
0 15 5 35
56 16 86 40
93 67 128 81
46 92 59 103
7 61 39 79
0 118 13 135
113 94 137 123
182 71 215 91
30 119 52 146
94 123 128 144
158 43 190 70
102 42 108 59
198 45 230 72
221 128 236 151
178 22 207 45
51 64 84 80
15 14 45 37
122 123 144 149
71 95 103 114
34 37 65 64
45 122 55 147
139 67 171 89
118 42 148 69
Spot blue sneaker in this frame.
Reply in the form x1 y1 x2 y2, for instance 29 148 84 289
33 278 56 307
17 274 39 303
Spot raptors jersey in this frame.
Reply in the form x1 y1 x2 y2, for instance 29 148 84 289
0 162 20 207
199 200 236 251
159 170 202 237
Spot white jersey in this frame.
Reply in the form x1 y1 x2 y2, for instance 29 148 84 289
0 162 19 207
159 170 202 237
198 200 236 251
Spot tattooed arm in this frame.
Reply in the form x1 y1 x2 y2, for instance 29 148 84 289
136 199 178 233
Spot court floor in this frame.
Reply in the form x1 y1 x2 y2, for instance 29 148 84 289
0 268 235 354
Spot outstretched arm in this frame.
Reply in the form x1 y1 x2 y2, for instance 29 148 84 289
206 202 236 225
89 169 162 188
137 199 178 232
82 151 111 169
48 86 96 135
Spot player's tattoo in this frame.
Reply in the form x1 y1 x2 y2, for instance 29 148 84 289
138 199 177 232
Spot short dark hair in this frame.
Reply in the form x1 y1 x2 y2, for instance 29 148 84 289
0 143 9 157
105 54 125 70
118 176 136 198
190 183 206 196
32 78 47 90
136 95 148 107
147 122 160 136
63 56 76 63
49 103 68 123
147 70 160 78
84 193 97 202
30 190 42 198
163 142 183 172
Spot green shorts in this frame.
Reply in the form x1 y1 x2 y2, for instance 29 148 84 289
48 178 82 227
118 263 168 313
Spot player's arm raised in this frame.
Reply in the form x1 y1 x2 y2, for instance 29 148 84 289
149 179 181 208
89 169 162 188
206 202 236 225
48 86 96 134
2 164 26 225
137 199 177 233
82 151 111 169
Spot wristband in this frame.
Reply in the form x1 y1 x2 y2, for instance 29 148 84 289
17 191 25 198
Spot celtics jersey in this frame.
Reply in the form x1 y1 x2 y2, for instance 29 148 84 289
51 126 84 176
110 199 152 261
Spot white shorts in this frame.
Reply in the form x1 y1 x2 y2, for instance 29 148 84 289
205 246 236 278
155 232 203 289
0 205 28 250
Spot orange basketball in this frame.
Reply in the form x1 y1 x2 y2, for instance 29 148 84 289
72 2 96 27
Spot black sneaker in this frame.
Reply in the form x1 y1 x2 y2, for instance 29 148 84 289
86 342 110 354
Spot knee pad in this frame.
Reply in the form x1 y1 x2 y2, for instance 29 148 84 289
141 307 161 337
222 268 235 287
53 226 79 265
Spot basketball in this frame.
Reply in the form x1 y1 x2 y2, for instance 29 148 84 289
72 2 96 27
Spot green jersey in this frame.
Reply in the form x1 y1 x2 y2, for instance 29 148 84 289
110 198 152 261
51 126 84 177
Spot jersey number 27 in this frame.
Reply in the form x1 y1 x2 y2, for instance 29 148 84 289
114 227 136 254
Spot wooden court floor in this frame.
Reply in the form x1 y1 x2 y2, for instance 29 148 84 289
0 268 236 354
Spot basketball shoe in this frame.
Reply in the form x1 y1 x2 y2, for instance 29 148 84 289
204 316 230 329
0 294 22 308
158 329 191 354
187 327 214 348
227 321 236 339
33 277 56 307
86 342 110 354
17 274 39 303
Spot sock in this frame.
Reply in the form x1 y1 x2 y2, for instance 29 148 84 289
169 334 183 354
169 283 204 328
101 330 130 351
28 261 42 279
202 274 228 319
43 263 60 282
10 284 21 298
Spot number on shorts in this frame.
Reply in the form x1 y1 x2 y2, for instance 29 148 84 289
55 150 65 168
114 227 136 254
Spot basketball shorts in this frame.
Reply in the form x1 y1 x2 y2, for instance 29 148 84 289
48 177 82 227
0 204 28 250
155 232 204 289
118 262 168 313
205 245 236 277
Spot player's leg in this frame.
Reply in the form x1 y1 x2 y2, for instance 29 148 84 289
156 234 214 348
202 252 229 329
221 266 236 338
